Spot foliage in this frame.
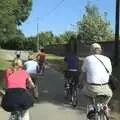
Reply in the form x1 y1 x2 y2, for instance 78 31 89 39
38 31 55 47
0 0 32 49
26 30 77 51
14 0 32 25
77 3 113 43
58 31 77 44
0 0 32 25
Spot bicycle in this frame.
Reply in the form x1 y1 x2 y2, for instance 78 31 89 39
64 71 79 107
71 81 79 107
37 60 46 75
87 95 111 120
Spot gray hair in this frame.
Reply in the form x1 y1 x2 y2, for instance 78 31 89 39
90 43 102 54
90 47 102 54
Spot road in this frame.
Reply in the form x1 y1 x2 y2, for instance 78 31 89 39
0 66 87 120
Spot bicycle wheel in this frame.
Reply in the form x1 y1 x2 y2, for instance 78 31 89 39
9 111 22 120
64 88 68 99
71 87 78 107
93 109 108 120
64 87 71 100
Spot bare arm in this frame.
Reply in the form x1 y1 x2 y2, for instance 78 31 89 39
27 76 36 89
36 53 40 59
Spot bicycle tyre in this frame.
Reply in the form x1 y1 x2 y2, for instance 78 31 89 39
9 111 22 120
71 87 78 107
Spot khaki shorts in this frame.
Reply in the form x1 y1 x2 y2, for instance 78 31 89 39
83 84 113 104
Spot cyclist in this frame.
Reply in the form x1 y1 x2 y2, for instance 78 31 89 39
79 43 112 118
64 51 79 92
36 48 46 74
1 61 36 120
24 54 39 99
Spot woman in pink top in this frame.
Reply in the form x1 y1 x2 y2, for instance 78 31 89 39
1 62 36 120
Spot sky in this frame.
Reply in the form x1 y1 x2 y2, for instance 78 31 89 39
21 0 115 37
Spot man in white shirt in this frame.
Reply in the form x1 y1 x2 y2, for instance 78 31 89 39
80 43 112 105
24 54 39 99
24 56 38 74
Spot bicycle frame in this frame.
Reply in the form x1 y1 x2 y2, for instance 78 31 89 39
87 96 109 120
64 73 79 107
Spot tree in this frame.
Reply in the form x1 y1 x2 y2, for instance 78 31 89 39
38 31 55 47
14 0 32 25
0 0 32 49
0 0 32 25
58 31 77 44
77 3 113 43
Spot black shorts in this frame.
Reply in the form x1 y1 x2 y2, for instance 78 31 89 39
38 60 45 65
1 88 34 112
64 70 80 86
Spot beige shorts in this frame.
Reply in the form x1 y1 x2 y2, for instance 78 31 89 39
83 84 113 104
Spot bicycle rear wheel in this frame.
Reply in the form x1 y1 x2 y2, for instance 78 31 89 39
9 111 22 120
71 87 78 107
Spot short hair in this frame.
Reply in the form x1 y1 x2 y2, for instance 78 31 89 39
16 54 20 58
40 48 44 52
90 43 102 54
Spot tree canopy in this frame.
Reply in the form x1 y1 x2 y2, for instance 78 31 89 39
0 1 114 51
77 3 113 43
0 0 32 49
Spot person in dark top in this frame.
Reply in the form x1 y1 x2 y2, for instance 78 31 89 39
64 51 79 87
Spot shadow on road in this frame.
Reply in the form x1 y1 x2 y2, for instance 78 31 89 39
35 68 87 112
36 68 67 105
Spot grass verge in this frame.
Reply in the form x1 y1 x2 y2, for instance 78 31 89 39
0 57 10 88
47 54 66 72
47 54 83 72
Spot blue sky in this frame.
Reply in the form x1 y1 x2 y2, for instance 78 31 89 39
21 0 115 37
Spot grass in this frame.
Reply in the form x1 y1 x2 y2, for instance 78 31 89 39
47 54 66 72
0 57 10 88
47 54 84 72
0 58 9 70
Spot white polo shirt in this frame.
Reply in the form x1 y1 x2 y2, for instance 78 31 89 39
24 60 39 74
82 54 112 84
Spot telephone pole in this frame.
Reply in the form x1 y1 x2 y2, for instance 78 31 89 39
114 0 120 66
36 18 39 52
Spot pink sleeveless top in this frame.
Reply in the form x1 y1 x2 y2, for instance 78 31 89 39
5 68 30 89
